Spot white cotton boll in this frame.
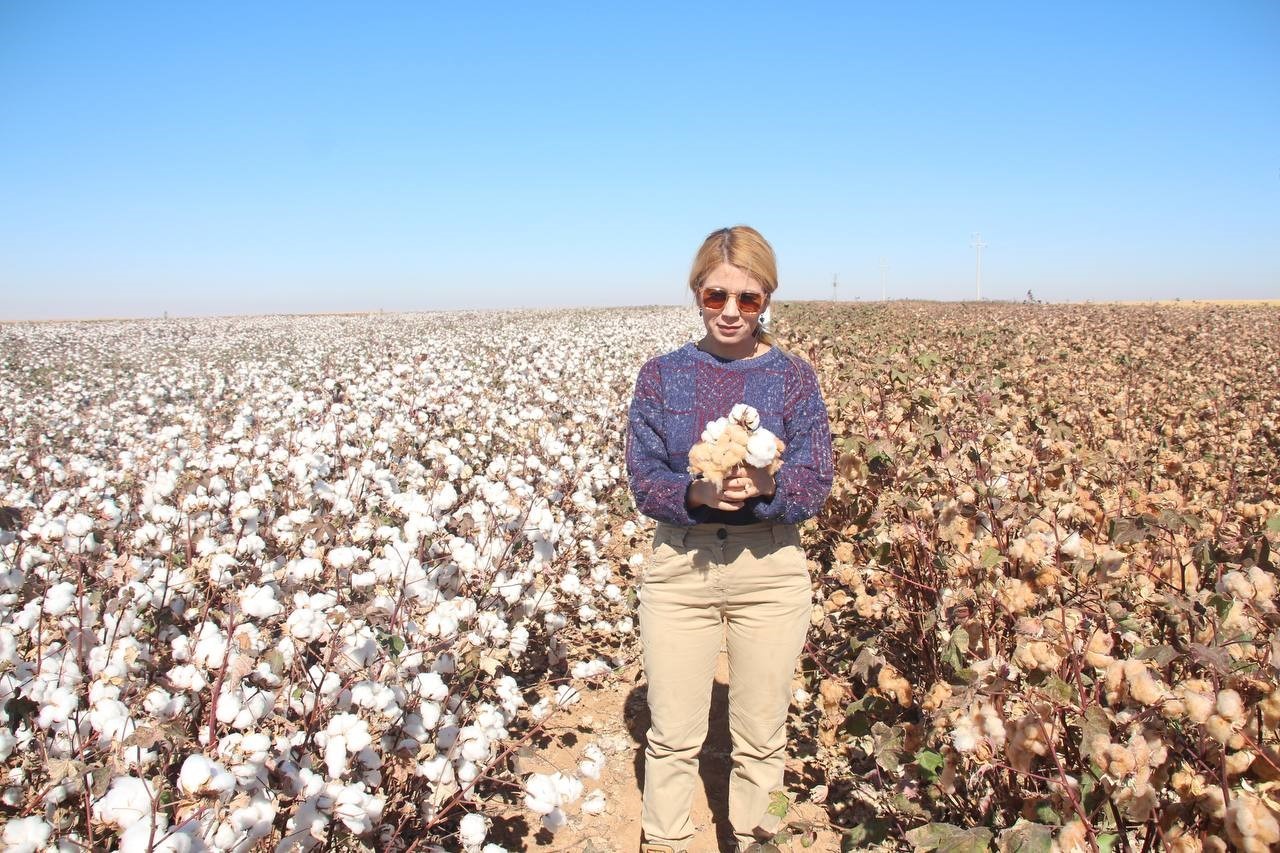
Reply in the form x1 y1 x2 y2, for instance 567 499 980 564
458 812 489 849
616 616 634 634
324 736 349 779
700 418 727 444
93 775 158 828
169 665 208 692
570 659 610 679
530 698 552 722
43 581 77 616
177 754 236 798
729 403 761 431
286 608 329 642
418 755 454 785
508 625 530 658
523 773 560 814
554 684 581 708
66 513 94 537
578 744 605 780
286 557 324 583
541 808 568 832
581 789 606 815
621 520 637 537
3 815 52 853
239 584 283 618
559 574 581 596
744 429 779 468
208 553 238 586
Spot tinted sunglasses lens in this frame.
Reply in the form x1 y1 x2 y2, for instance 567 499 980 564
701 289 728 310
738 292 764 313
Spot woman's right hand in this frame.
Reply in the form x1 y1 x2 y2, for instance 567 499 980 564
687 479 745 512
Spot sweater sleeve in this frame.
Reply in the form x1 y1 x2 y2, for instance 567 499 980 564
751 356 834 524
626 359 702 526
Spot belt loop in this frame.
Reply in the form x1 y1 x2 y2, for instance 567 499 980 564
675 526 689 547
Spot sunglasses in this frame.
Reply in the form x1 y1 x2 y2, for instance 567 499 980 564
700 287 766 314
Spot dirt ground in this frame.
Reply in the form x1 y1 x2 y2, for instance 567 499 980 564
486 651 845 853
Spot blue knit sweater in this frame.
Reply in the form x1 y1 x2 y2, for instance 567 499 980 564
625 342 834 526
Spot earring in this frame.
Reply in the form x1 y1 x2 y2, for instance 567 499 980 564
699 308 704 317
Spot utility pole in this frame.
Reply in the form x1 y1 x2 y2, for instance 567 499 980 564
832 274 838 302
879 258 889 301
971 233 987 300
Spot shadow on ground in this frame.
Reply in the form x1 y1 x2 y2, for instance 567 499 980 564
625 681 737 852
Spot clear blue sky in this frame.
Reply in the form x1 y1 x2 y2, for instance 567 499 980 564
2 2 1277 319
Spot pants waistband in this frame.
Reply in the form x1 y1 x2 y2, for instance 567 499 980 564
655 520 793 547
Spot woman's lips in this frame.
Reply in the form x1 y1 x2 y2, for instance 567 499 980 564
717 323 743 335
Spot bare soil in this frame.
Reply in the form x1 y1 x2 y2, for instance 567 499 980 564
487 653 844 853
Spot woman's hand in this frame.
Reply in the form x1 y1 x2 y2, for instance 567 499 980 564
722 466 776 502
687 479 746 512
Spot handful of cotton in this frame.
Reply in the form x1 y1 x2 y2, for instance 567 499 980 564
687 403 785 492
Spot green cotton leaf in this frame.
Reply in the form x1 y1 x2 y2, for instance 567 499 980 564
1079 705 1112 755
943 627 971 672
1040 675 1075 703
766 789 791 819
1136 644 1180 667
904 823 994 853
1033 801 1062 826
998 821 1054 853
1208 594 1234 621
981 547 1003 568
1267 513 1280 533
1096 834 1120 853
915 749 945 780
872 722 906 772
842 819 891 850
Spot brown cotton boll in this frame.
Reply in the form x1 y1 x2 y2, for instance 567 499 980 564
1180 685 1215 724
1013 640 1062 674
1225 748 1255 776
1163 828 1203 853
1053 819 1089 853
1032 565 1062 590
923 681 953 713
1253 747 1280 782
1171 768 1206 800
724 423 750 447
1199 786 1227 820
1104 660 1126 704
996 578 1038 614
1261 689 1280 728
1099 743 1136 777
1124 661 1166 706
877 664 912 708
1216 688 1245 721
1084 628 1114 668
1201 837 1227 853
1226 793 1280 853
1205 714 1236 745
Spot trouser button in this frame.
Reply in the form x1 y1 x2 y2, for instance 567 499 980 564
716 527 728 540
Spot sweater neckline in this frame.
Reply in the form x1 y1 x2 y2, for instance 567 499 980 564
681 341 785 371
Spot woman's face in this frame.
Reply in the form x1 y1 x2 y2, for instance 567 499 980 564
698 263 769 349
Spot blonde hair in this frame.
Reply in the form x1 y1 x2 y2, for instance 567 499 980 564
688 225 778 345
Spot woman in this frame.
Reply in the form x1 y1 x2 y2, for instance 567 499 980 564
625 226 834 852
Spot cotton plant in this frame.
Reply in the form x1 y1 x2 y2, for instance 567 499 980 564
0 309 697 849
687 403 785 491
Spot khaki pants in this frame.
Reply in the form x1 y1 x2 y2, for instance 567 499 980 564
638 520 812 850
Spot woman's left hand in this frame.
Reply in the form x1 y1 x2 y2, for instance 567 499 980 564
722 466 776 502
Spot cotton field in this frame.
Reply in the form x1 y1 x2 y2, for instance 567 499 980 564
0 310 696 852
3 302 1280 853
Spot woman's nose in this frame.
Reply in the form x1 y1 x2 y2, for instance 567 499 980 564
721 296 742 318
